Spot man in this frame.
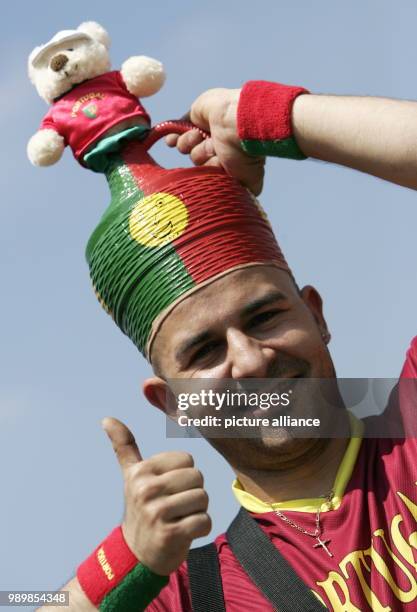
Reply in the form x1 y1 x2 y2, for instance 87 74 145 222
40 82 417 611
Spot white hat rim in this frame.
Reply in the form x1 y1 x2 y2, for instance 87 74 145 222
30 31 91 67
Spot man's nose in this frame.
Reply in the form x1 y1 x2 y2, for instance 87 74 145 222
50 54 69 72
227 329 273 379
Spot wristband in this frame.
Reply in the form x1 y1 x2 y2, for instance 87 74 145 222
77 526 168 611
237 80 309 159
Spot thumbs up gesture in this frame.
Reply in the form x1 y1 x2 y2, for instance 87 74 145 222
102 417 212 576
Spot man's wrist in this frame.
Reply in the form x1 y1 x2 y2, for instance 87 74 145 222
237 80 309 159
77 526 168 611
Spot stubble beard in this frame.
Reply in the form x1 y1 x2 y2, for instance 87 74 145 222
205 352 340 472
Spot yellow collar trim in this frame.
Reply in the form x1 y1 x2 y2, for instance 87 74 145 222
232 412 363 513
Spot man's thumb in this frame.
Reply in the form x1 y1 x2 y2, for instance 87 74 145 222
189 90 216 132
102 417 143 473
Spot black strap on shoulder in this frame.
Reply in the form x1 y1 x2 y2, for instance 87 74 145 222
226 507 325 611
187 542 226 612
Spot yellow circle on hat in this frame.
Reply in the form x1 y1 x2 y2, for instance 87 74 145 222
129 192 189 248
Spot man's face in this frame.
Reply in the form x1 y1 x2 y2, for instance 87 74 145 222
145 265 337 469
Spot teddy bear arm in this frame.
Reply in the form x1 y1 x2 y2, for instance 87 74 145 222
120 56 165 98
27 129 65 167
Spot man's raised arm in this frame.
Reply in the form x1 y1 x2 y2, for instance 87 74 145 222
293 93 417 190
166 82 417 193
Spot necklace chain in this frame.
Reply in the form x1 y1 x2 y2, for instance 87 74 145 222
272 490 334 557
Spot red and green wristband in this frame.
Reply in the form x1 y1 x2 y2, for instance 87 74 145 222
77 526 168 611
237 80 309 159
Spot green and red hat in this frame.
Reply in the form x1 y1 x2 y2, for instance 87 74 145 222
86 121 290 360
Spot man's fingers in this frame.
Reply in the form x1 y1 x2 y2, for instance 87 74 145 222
162 488 209 520
176 512 212 540
189 91 219 132
165 134 179 147
158 467 204 494
166 128 207 153
145 450 194 475
164 111 197 148
224 155 266 196
166 87 264 195
176 130 206 154
102 417 143 472
202 150 265 195
190 139 216 166
202 155 222 169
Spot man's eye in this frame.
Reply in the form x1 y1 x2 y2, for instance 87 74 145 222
249 310 280 327
191 341 220 364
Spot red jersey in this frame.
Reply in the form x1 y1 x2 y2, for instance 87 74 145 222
39 71 150 163
148 336 417 611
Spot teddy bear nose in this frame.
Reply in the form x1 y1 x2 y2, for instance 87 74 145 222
50 54 69 72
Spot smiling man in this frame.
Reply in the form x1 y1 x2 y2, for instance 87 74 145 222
148 264 346 474
40 81 417 611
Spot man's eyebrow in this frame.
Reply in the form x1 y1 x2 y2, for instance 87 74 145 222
240 291 288 317
175 291 288 363
175 331 212 362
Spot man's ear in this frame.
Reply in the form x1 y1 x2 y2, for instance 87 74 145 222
143 376 175 416
299 285 329 337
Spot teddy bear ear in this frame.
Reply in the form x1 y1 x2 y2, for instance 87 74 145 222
77 21 111 49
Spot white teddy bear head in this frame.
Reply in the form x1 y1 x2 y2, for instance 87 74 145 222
28 22 111 104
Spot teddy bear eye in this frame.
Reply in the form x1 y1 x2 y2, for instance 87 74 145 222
66 48 74 52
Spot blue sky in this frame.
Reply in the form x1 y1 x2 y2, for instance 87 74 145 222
1 0 417 603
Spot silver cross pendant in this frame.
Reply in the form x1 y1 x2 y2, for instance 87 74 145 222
314 537 333 557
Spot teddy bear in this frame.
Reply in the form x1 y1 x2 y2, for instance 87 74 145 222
27 21 165 168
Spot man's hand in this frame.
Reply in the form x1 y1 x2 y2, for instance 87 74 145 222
37 419 209 611
166 88 265 195
103 417 211 575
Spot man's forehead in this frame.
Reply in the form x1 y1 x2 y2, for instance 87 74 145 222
150 265 297 370
159 265 295 342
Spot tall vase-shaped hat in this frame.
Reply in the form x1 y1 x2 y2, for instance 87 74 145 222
86 120 290 360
